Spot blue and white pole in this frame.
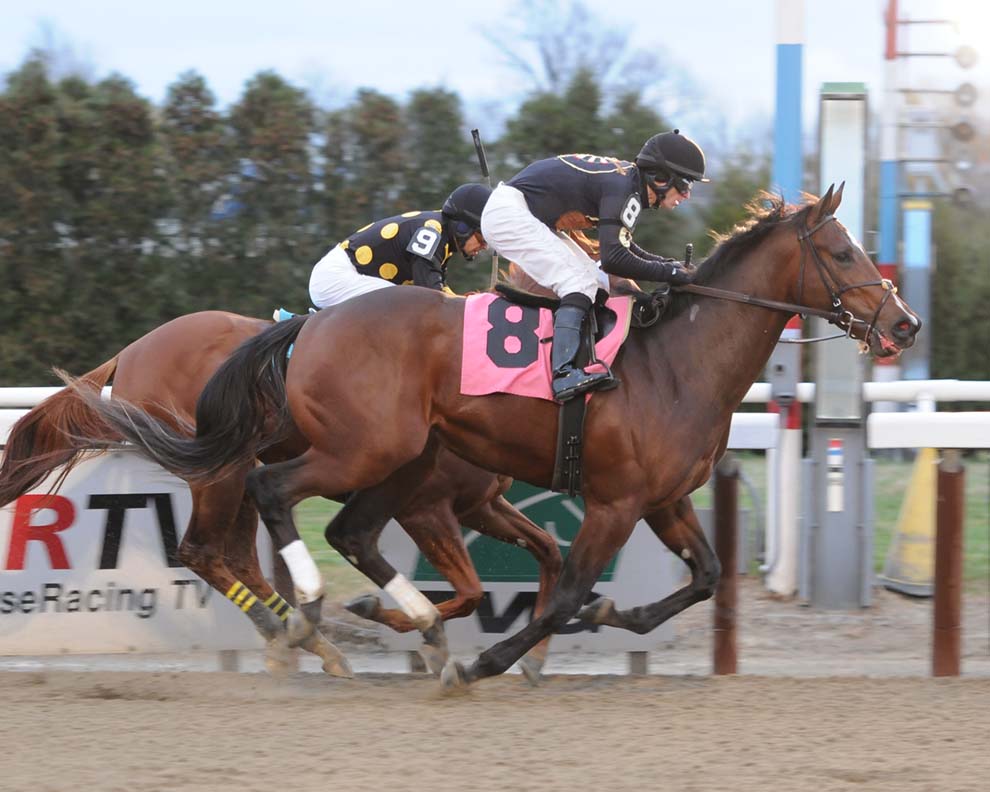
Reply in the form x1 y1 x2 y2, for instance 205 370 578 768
772 0 804 204
764 0 804 596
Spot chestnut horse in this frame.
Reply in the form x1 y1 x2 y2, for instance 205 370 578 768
0 311 562 675
61 187 921 687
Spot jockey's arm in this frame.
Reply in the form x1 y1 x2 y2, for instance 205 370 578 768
597 221 688 284
411 256 445 290
628 239 678 266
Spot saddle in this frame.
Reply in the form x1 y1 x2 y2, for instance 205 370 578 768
494 283 671 332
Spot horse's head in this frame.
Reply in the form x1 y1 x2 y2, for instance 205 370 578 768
794 184 920 358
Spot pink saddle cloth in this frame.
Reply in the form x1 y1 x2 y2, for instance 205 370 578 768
460 293 632 402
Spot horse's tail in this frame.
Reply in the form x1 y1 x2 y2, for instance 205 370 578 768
0 357 120 507
64 315 308 485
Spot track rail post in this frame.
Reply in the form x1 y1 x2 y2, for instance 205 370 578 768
713 454 740 674
932 449 964 677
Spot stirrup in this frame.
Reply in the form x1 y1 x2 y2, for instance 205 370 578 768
552 368 615 403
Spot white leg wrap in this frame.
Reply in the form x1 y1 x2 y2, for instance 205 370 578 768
279 540 324 604
384 574 438 628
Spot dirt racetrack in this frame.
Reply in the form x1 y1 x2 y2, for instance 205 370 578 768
3 669 989 792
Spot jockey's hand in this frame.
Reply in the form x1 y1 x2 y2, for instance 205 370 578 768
665 261 696 286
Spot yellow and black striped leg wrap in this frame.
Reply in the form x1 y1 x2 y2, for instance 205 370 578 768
226 581 282 639
263 592 293 623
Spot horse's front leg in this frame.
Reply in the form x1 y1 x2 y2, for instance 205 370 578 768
459 495 562 683
345 501 483 633
577 496 720 633
442 500 637 689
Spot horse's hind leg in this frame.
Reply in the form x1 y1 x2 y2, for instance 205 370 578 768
178 477 278 639
459 495 562 683
222 488 350 677
177 477 291 668
246 449 351 676
576 496 720 634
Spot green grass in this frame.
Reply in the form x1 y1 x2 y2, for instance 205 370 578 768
293 497 371 600
292 452 990 591
696 451 990 585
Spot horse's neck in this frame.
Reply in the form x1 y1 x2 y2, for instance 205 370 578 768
648 244 797 418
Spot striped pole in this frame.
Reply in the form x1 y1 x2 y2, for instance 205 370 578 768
765 0 805 596
876 0 902 387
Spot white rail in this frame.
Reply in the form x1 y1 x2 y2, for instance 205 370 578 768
4 380 988 410
742 379 990 404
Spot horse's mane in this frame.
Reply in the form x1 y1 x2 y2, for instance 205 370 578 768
663 191 816 320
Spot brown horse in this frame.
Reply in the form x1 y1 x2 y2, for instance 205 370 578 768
0 311 562 674
61 187 921 687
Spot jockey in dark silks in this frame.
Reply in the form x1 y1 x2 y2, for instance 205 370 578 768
480 130 709 402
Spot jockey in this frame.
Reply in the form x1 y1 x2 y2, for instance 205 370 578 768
309 183 491 308
480 130 708 402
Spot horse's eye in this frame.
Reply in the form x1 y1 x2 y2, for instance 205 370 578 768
833 249 852 264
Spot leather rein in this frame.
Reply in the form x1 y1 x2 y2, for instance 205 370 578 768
675 215 896 345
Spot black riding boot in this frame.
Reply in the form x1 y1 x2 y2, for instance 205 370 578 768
551 293 615 403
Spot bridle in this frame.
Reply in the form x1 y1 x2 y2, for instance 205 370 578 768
676 214 897 346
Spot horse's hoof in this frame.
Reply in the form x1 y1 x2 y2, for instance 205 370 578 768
577 596 614 625
518 654 544 687
418 622 449 674
300 632 353 679
264 634 292 678
286 610 317 647
417 642 448 676
344 594 381 622
440 659 468 690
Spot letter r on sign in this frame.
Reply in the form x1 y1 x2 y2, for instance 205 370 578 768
5 494 75 570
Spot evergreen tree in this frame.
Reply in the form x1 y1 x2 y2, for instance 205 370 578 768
226 71 319 315
158 71 237 315
0 57 65 383
401 88 473 210
321 89 403 242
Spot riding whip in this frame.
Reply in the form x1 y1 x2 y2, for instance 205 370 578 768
471 128 499 289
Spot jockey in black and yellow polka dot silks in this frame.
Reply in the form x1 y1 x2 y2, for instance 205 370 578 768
342 211 453 289
308 183 491 310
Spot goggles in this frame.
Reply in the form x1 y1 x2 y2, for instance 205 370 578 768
453 220 477 239
647 168 693 197
669 174 693 196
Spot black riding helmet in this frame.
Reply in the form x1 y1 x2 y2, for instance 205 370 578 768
442 183 492 256
635 129 709 206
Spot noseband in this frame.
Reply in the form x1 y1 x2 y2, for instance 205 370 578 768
678 214 896 346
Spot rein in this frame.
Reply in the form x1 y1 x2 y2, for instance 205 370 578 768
674 215 896 345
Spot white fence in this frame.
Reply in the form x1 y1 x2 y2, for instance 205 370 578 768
1 381 987 661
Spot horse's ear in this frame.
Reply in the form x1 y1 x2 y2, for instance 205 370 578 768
808 184 835 226
829 181 845 213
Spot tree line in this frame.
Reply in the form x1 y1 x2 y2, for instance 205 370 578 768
0 54 984 385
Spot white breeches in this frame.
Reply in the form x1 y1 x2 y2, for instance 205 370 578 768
480 183 609 301
308 245 394 309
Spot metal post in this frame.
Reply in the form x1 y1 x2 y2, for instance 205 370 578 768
628 651 649 676
932 450 964 677
218 649 239 672
713 454 740 675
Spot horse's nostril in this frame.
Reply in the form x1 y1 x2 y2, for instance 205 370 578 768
894 319 914 337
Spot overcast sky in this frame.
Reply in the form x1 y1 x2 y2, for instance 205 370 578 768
2 0 986 146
